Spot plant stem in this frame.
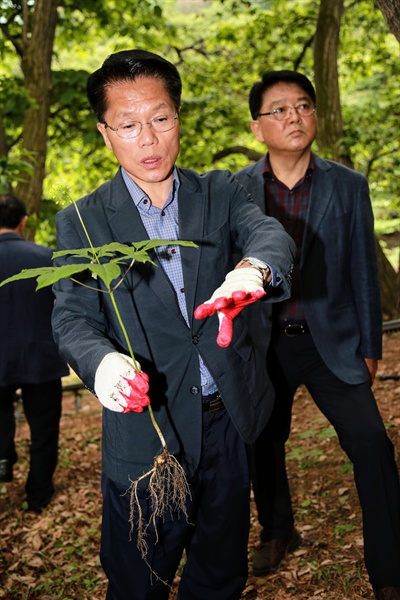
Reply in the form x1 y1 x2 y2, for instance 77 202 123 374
109 289 167 449
72 199 167 450
109 291 138 371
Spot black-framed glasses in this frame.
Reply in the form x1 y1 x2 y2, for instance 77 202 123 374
103 113 179 139
258 103 315 121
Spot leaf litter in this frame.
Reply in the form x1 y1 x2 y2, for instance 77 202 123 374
0 331 399 599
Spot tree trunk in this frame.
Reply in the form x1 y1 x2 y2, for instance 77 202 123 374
15 0 60 223
376 240 400 319
313 0 351 165
376 0 400 42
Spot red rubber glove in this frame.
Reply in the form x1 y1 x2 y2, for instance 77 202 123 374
194 268 266 347
94 352 150 413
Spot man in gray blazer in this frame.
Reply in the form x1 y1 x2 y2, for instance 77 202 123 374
235 70 400 600
51 50 295 600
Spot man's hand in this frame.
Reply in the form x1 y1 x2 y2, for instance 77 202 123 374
94 352 150 413
194 267 266 348
365 358 378 386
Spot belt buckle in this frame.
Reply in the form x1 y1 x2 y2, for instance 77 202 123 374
208 394 223 414
284 323 305 337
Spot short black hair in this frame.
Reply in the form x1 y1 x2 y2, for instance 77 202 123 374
249 70 316 119
86 49 182 123
0 194 27 229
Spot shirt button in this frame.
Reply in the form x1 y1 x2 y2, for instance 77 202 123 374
190 386 200 395
180 287 185 293
161 210 166 216
171 248 176 254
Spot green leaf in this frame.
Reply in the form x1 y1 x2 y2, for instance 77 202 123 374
0 264 90 290
88 262 122 287
52 247 97 260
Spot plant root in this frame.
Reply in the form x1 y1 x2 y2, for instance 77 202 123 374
126 447 191 570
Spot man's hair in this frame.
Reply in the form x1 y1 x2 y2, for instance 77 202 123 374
86 49 182 123
249 70 316 119
0 194 27 229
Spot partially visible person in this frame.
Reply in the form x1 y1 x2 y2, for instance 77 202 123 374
235 70 400 600
0 194 69 512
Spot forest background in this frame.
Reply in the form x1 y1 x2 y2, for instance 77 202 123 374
0 0 399 316
1 2 400 599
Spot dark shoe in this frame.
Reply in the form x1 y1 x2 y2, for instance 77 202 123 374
253 528 302 576
25 486 57 513
373 586 400 599
0 459 13 482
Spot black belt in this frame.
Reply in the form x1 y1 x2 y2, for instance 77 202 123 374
202 392 225 414
277 322 309 337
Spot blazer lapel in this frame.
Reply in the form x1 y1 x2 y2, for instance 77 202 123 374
301 157 333 267
176 169 205 328
245 159 266 212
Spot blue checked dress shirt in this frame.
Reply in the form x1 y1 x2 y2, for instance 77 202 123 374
122 167 218 396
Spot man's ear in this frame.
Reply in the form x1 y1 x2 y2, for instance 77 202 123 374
17 215 28 235
97 122 113 150
250 119 265 144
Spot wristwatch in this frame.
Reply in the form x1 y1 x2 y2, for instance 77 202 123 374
241 256 271 282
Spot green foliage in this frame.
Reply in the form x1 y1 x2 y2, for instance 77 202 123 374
339 1 400 213
333 523 355 539
0 75 34 136
339 461 354 475
0 153 34 192
0 0 399 242
0 239 197 291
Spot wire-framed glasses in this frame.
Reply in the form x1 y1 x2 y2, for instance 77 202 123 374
258 103 315 121
104 113 179 139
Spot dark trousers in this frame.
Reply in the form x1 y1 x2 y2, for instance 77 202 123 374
251 332 400 587
0 379 62 506
101 407 250 600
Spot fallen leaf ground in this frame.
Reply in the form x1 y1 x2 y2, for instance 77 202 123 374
0 332 399 600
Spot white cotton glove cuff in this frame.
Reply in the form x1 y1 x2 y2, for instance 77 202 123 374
94 352 139 412
207 267 264 303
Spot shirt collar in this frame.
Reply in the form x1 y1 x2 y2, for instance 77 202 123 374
263 152 314 180
121 166 180 208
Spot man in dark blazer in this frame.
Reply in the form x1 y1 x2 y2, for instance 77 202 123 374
235 70 400 600
51 50 295 600
0 194 69 511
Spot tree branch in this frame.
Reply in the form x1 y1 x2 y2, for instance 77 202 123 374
212 146 263 162
294 34 314 70
0 13 23 57
366 145 399 178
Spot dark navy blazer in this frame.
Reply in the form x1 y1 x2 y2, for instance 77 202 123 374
0 233 69 386
52 167 296 485
235 153 382 385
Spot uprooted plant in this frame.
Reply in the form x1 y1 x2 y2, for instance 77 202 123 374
0 201 197 574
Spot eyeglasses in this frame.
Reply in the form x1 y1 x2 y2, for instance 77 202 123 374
103 113 179 139
258 103 315 121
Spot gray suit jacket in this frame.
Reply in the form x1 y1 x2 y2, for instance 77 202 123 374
52 167 295 484
235 153 382 385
